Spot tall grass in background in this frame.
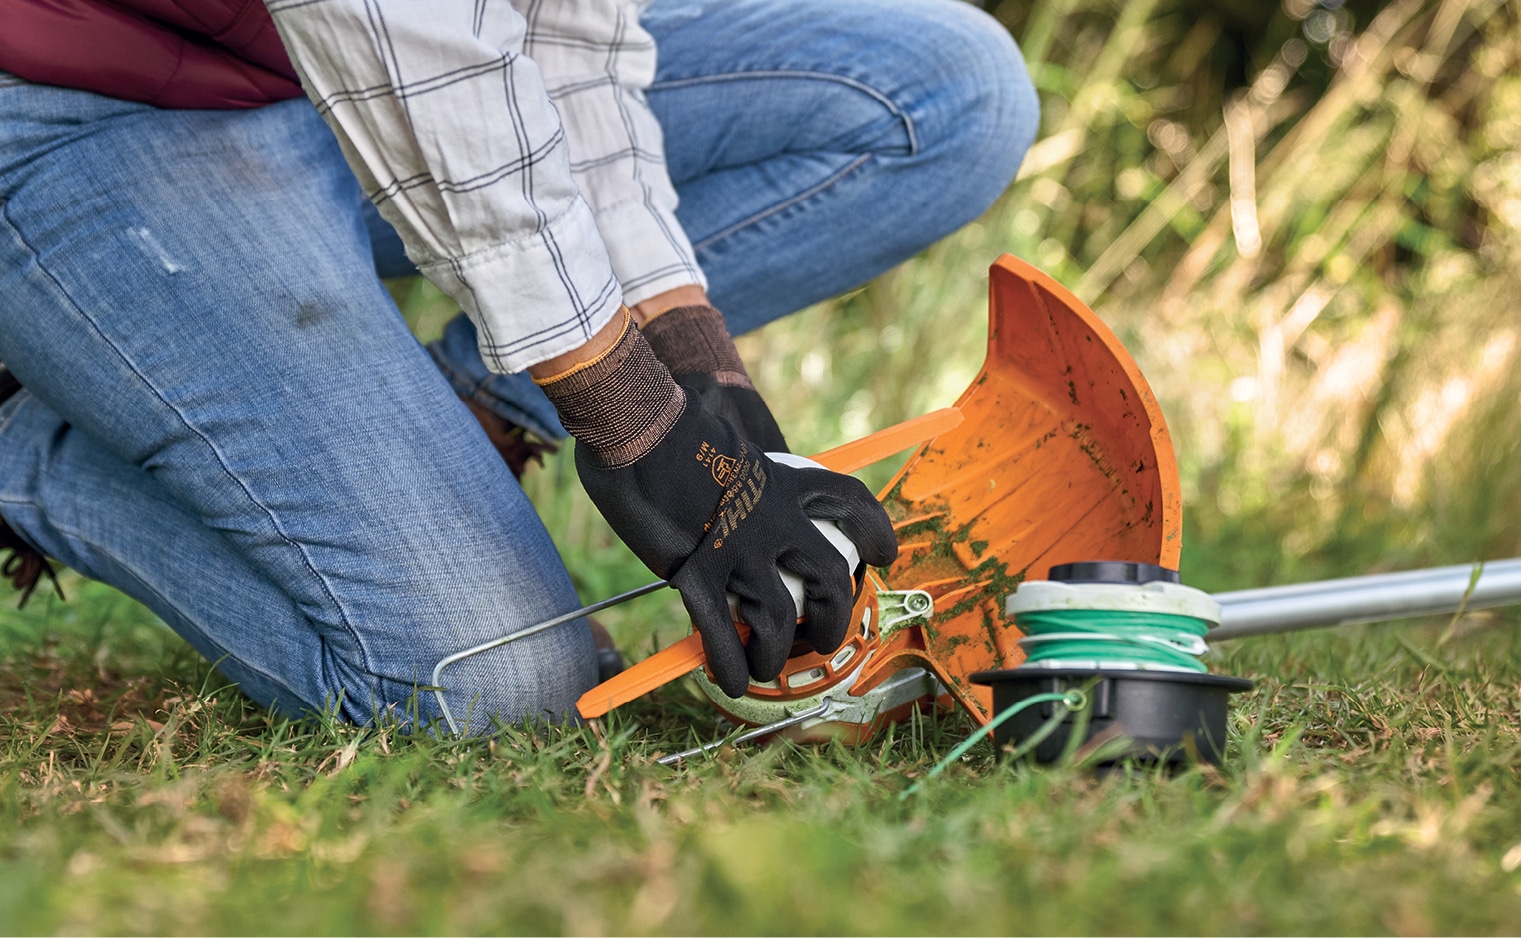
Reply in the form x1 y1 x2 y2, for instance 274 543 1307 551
734 0 1521 594
398 0 1521 644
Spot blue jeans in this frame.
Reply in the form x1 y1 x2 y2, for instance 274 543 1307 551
0 0 1036 729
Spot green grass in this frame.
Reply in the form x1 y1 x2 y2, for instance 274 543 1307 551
2 577 1519 933
7 0 1521 933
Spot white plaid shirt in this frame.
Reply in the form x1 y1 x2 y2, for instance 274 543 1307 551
265 0 705 372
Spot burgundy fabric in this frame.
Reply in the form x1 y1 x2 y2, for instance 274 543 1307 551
0 0 303 109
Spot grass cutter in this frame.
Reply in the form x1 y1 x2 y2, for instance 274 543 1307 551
432 256 1521 765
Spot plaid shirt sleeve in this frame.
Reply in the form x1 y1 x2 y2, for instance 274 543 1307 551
265 0 630 373
516 0 707 307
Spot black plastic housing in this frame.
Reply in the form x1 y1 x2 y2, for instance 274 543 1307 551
969 667 1254 765
1046 560 1180 585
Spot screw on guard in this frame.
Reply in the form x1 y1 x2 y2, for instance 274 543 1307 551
431 254 1189 744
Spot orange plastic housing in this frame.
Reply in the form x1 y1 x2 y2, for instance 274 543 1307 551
576 255 1180 733
846 254 1180 723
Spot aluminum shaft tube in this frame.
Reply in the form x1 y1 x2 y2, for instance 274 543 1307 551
1208 558 1521 641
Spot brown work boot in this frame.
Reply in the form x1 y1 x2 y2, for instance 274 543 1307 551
0 366 63 608
588 617 625 683
0 517 62 608
461 399 559 480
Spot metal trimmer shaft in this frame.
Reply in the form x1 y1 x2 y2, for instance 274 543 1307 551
1208 558 1521 641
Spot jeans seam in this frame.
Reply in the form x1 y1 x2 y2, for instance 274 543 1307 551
0 496 309 706
0 203 372 673
649 69 920 155
692 152 872 252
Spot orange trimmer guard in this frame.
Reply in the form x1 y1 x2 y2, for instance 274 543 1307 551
851 254 1181 724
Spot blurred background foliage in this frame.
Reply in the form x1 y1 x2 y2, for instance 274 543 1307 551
410 0 1521 633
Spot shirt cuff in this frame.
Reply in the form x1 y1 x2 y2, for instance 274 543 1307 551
593 200 709 308
418 196 625 374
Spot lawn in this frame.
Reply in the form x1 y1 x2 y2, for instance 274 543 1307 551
2 574 1519 933
5 0 1521 933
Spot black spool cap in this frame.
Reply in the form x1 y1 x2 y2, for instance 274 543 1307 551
988 560 1249 766
971 669 1253 766
1047 560 1180 585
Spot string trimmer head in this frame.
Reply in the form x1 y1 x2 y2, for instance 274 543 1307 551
574 255 1184 752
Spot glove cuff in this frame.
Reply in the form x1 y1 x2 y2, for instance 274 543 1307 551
640 304 754 391
536 311 685 469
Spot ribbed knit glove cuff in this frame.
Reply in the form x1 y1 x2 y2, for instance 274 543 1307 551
535 312 685 469
640 304 754 390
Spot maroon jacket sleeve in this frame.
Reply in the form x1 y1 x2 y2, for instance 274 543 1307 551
0 0 302 108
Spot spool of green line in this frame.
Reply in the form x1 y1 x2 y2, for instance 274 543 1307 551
971 561 1252 766
1008 569 1220 672
1015 609 1209 671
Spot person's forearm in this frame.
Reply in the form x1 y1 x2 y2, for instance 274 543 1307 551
630 284 710 327
526 307 632 382
529 284 711 381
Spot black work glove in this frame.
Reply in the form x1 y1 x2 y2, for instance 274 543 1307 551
537 311 897 697
641 304 789 454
